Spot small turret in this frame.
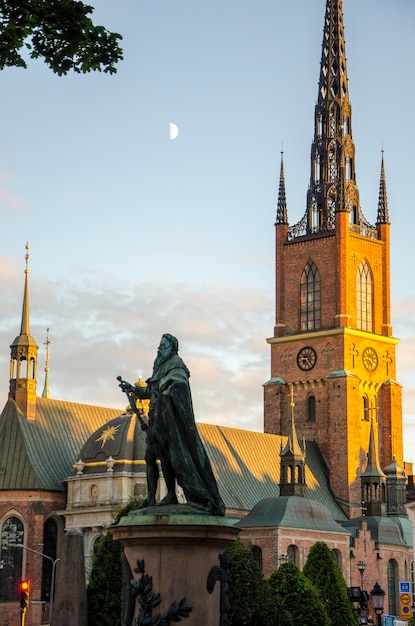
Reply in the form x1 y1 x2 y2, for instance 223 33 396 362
384 456 407 517
9 244 38 420
360 419 387 516
279 387 306 497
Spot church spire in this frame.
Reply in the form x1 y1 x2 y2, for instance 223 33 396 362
275 147 288 225
306 0 359 231
286 0 378 240
376 147 389 224
279 387 306 497
9 244 38 420
360 419 387 516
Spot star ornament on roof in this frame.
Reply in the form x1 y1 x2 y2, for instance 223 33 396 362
96 425 120 449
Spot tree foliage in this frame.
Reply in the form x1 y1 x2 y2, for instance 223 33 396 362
0 0 122 74
269 561 331 626
87 531 123 626
226 537 293 626
303 542 358 626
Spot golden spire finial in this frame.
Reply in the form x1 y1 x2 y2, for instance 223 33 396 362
25 242 30 273
44 328 52 367
42 328 51 398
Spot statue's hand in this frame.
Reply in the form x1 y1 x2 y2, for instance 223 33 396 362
117 376 134 393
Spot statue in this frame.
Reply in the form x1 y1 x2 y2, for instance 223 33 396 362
118 334 225 516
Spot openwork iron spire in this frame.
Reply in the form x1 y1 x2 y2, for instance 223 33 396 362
377 149 389 224
275 149 288 225
288 0 375 240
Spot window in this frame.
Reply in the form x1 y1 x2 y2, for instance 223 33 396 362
300 261 321 331
287 544 299 567
387 559 398 616
0 516 24 601
332 549 342 569
251 546 262 573
41 518 58 602
362 395 369 421
357 260 373 331
307 395 316 422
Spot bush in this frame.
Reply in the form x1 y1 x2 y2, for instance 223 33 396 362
303 542 358 626
87 531 122 626
269 561 331 626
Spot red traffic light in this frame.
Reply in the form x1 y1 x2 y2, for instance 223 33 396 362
20 579 30 610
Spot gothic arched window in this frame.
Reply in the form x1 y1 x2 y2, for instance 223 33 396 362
357 260 373 331
387 559 398 616
0 516 24 601
41 518 58 602
287 544 299 567
300 261 321 331
332 549 342 569
251 546 263 573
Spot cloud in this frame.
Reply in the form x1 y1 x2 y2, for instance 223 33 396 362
1 271 414 456
0 188 29 212
0 272 272 434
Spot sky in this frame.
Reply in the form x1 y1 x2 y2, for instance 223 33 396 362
0 1 415 458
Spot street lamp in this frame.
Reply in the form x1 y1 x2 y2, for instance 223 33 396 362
357 561 368 624
15 544 60 625
370 582 385 626
357 560 366 588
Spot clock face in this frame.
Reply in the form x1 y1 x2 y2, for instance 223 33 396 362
362 347 378 371
297 347 317 371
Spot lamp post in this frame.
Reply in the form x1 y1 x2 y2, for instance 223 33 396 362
357 561 368 624
15 544 60 625
370 582 385 626
357 560 366 589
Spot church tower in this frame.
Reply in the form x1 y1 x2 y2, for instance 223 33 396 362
264 0 403 517
9 244 38 420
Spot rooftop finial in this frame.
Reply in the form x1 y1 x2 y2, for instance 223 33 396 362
42 328 52 398
25 242 30 271
20 242 31 335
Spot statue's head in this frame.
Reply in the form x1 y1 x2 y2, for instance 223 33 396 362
158 333 179 358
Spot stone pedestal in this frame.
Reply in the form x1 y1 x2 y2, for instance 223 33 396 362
51 529 87 626
112 505 239 626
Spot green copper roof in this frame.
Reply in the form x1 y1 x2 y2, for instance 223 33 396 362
0 398 122 491
236 495 350 532
342 516 413 547
197 425 347 521
0 398 347 522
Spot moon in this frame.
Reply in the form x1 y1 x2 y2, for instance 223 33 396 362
169 123 179 140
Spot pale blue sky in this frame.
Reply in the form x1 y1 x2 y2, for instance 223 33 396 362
0 1 414 458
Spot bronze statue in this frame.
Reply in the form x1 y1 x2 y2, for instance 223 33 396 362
118 334 225 516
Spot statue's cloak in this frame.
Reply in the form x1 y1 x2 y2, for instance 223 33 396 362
147 354 225 516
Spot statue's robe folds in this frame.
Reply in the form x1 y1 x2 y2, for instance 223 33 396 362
144 354 225 516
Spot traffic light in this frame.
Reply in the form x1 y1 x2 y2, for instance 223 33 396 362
19 579 30 610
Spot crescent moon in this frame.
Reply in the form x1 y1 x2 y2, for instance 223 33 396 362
169 123 179 140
